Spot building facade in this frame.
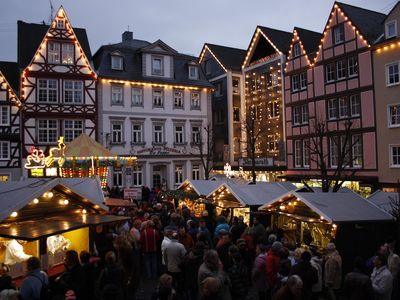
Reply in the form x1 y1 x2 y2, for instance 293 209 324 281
199 44 246 168
373 2 400 192
285 2 386 193
19 7 97 160
241 26 291 181
94 32 213 190
0 66 22 181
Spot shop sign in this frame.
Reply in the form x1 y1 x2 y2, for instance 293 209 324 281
238 157 273 167
124 187 142 200
135 146 184 155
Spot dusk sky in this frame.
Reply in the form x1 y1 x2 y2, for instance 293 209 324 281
0 0 396 61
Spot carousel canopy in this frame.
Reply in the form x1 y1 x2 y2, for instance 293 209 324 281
368 190 399 214
64 133 115 158
178 179 225 196
258 189 393 223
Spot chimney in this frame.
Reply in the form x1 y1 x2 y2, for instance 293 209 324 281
122 31 133 42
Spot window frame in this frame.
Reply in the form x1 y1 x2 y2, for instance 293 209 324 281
131 122 144 145
37 119 58 144
63 80 83 104
292 106 301 125
112 168 123 187
190 92 201 110
385 20 397 39
173 90 184 109
151 56 164 76
333 24 345 45
352 134 363 168
131 87 143 107
152 89 164 108
188 65 199 80
388 103 400 128
0 141 10 160
386 62 400 86
191 125 201 144
329 136 339 168
348 56 358 77
389 144 400 168
111 55 123 71
294 140 302 168
328 98 338 120
326 63 335 83
0 106 10 126
111 122 124 144
38 79 58 103
63 119 84 143
61 43 74 65
336 60 347 80
338 97 348 118
293 42 301 58
192 165 200 180
174 124 185 145
132 165 143 187
111 85 124 106
350 94 360 117
174 165 184 186
303 140 310 167
48 42 60 64
153 123 164 144
300 72 307 90
291 74 300 92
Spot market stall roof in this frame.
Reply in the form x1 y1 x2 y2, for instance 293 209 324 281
64 133 115 157
209 182 297 207
105 198 136 207
368 190 399 213
178 180 225 196
0 177 107 223
258 189 393 223
0 214 129 241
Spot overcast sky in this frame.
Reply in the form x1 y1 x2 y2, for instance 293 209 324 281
0 0 397 61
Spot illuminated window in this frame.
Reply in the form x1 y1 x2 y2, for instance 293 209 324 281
390 145 400 167
173 90 184 108
267 135 279 152
385 20 397 39
62 43 74 64
64 80 83 103
269 101 279 118
153 89 164 107
0 106 9 126
38 79 58 103
0 175 9 181
111 55 123 70
232 78 240 94
191 92 200 110
386 62 400 86
38 119 58 143
111 85 123 105
48 42 60 64
233 107 240 122
389 104 400 127
0 141 10 160
64 120 83 142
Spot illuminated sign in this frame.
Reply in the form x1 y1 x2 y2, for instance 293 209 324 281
25 137 66 169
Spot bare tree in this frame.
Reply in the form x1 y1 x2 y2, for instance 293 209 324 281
307 119 361 192
191 123 214 180
240 106 268 184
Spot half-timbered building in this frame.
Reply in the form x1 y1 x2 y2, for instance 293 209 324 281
198 43 246 168
284 2 386 194
19 7 97 159
241 26 292 181
0 63 22 181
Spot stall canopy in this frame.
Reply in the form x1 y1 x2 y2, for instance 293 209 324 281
258 189 393 224
0 177 127 241
368 190 399 214
178 180 225 197
208 182 297 208
64 133 115 158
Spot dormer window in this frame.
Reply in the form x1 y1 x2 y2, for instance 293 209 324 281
386 20 397 39
152 56 163 76
189 65 199 80
111 55 123 70
293 43 301 57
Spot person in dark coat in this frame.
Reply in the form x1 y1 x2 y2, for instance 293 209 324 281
216 230 233 271
227 245 249 300
98 251 124 298
181 242 205 300
273 275 303 300
342 257 374 300
290 251 318 300
80 251 96 300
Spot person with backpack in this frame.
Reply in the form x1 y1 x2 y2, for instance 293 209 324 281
20 256 49 300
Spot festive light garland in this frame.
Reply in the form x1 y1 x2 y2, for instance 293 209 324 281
198 45 228 72
0 71 22 107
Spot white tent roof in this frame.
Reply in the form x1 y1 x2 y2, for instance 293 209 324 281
0 177 107 222
210 182 297 207
178 179 225 196
368 190 399 213
259 189 393 223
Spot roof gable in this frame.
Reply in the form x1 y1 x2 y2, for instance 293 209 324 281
18 6 94 74
242 26 292 69
199 43 246 72
140 39 178 55
0 70 21 107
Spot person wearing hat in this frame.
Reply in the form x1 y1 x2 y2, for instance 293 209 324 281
324 242 342 300
266 241 283 296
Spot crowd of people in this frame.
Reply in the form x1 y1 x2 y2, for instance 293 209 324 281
0 200 399 300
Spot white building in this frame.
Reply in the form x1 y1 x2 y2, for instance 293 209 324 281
94 31 213 190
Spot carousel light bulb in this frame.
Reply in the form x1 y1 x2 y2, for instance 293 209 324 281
82 209 87 214
47 192 54 198
33 198 39 204
63 199 69 205
10 212 18 218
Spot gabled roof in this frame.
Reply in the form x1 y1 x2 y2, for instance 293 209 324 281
200 43 246 72
368 190 399 213
294 27 322 57
242 26 292 68
0 61 20 93
140 39 178 55
93 39 213 88
336 2 386 44
0 177 107 223
17 20 92 70
178 180 225 196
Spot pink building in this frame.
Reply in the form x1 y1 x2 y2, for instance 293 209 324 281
284 2 386 193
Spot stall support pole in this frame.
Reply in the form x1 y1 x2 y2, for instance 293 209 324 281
300 222 304 245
